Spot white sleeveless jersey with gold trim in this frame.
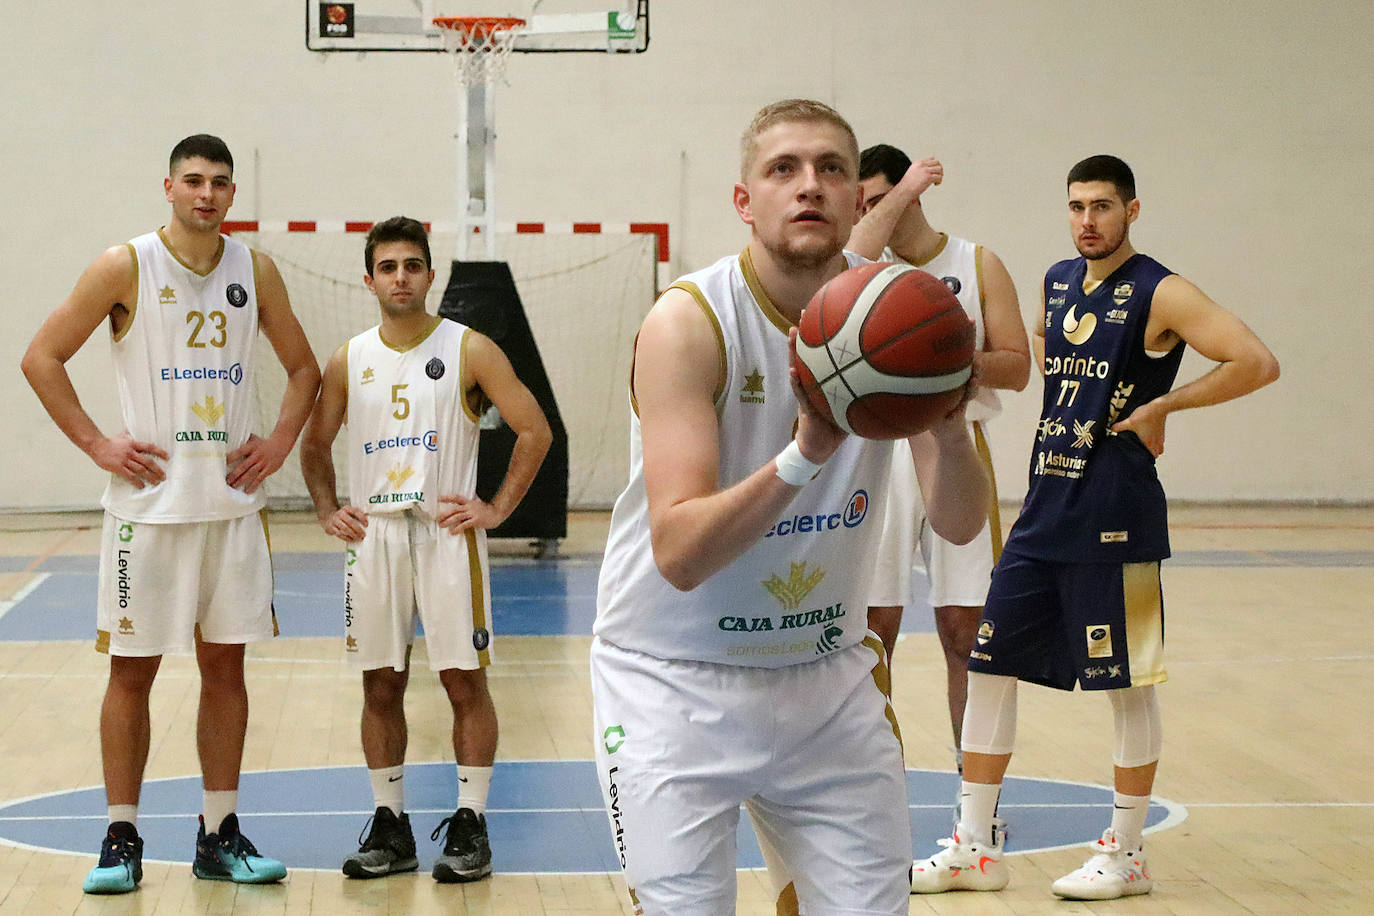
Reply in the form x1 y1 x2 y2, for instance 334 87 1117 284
881 235 1000 422
595 249 893 669
102 230 263 522
346 318 480 517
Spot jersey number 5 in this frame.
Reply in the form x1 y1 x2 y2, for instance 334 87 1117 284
392 384 410 420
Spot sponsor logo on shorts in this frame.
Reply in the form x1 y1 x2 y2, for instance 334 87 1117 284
115 547 133 609
941 275 962 295
976 620 994 645
763 489 868 540
971 650 992 662
472 627 490 651
117 523 134 543
343 576 354 628
1083 663 1123 680
345 634 358 653
1100 530 1129 543
118 616 134 635
1086 624 1114 658
602 725 626 754
762 561 824 610
362 431 439 455
740 368 765 404
606 765 628 867
426 357 445 380
226 283 248 308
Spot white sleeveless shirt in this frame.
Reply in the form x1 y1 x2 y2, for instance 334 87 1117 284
103 230 263 522
595 249 893 668
881 234 1001 422
346 318 481 517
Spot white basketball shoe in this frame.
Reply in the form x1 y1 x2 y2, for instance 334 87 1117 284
1051 828 1153 900
909 821 1009 894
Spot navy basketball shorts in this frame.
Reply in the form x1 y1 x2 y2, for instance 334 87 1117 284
966 550 1167 691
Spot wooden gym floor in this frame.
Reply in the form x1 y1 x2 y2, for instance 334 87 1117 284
0 506 1371 915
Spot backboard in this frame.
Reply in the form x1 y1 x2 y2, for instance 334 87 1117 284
306 0 649 53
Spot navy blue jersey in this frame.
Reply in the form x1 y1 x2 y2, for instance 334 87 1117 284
1007 254 1185 562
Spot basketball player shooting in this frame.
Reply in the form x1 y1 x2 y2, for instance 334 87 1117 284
589 99 990 915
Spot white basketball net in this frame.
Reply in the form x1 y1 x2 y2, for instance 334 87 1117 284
434 17 525 86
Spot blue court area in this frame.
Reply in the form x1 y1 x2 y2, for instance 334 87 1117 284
0 762 1179 872
0 554 630 642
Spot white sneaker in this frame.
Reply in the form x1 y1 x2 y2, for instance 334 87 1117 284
909 825 1009 894
1051 829 1153 900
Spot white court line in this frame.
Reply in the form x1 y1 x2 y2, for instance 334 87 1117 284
0 572 50 624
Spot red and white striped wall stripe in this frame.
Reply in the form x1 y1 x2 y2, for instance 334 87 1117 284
221 220 670 265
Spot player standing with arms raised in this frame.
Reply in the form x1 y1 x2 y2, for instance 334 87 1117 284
851 144 1030 777
300 216 550 882
910 155 1279 899
22 134 320 894
591 99 991 915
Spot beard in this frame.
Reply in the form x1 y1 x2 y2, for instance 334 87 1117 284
1076 227 1126 260
765 227 844 271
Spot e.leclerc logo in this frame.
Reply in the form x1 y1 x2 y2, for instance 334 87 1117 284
765 489 868 539
161 362 243 385
363 430 439 456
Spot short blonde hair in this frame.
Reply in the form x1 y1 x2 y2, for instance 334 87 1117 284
740 99 859 180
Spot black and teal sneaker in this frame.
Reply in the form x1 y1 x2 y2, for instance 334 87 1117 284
192 813 286 884
82 821 143 894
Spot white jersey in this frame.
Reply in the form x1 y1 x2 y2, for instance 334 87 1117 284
880 234 1001 422
345 317 481 517
595 248 893 669
103 229 263 522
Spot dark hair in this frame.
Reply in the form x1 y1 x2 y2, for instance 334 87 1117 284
169 134 233 174
859 143 911 184
1067 155 1136 203
364 216 431 275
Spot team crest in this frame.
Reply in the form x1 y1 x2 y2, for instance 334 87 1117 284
472 628 490 651
226 283 248 308
941 275 962 295
426 357 445 380
1112 281 1135 305
977 620 994 645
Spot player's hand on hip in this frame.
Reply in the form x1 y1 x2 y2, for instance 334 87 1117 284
1112 402 1167 457
93 432 169 489
325 505 368 542
788 327 846 463
437 494 502 534
226 434 290 493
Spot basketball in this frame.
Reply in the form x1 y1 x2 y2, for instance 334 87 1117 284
793 262 975 439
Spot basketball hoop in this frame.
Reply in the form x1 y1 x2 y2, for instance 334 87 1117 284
433 16 525 85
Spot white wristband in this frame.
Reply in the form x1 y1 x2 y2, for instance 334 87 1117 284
774 440 824 486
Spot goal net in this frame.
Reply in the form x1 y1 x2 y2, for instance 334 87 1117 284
228 224 661 511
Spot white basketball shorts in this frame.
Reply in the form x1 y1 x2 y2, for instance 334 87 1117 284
868 421 1001 609
96 510 276 656
590 635 911 916
343 508 492 672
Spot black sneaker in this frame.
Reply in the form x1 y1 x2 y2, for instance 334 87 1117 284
430 808 492 882
192 813 287 883
342 807 419 878
82 821 143 894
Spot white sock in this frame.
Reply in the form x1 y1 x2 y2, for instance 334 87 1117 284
1111 792 1150 851
370 765 405 815
202 790 237 834
456 765 492 816
956 780 1002 846
108 804 138 828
